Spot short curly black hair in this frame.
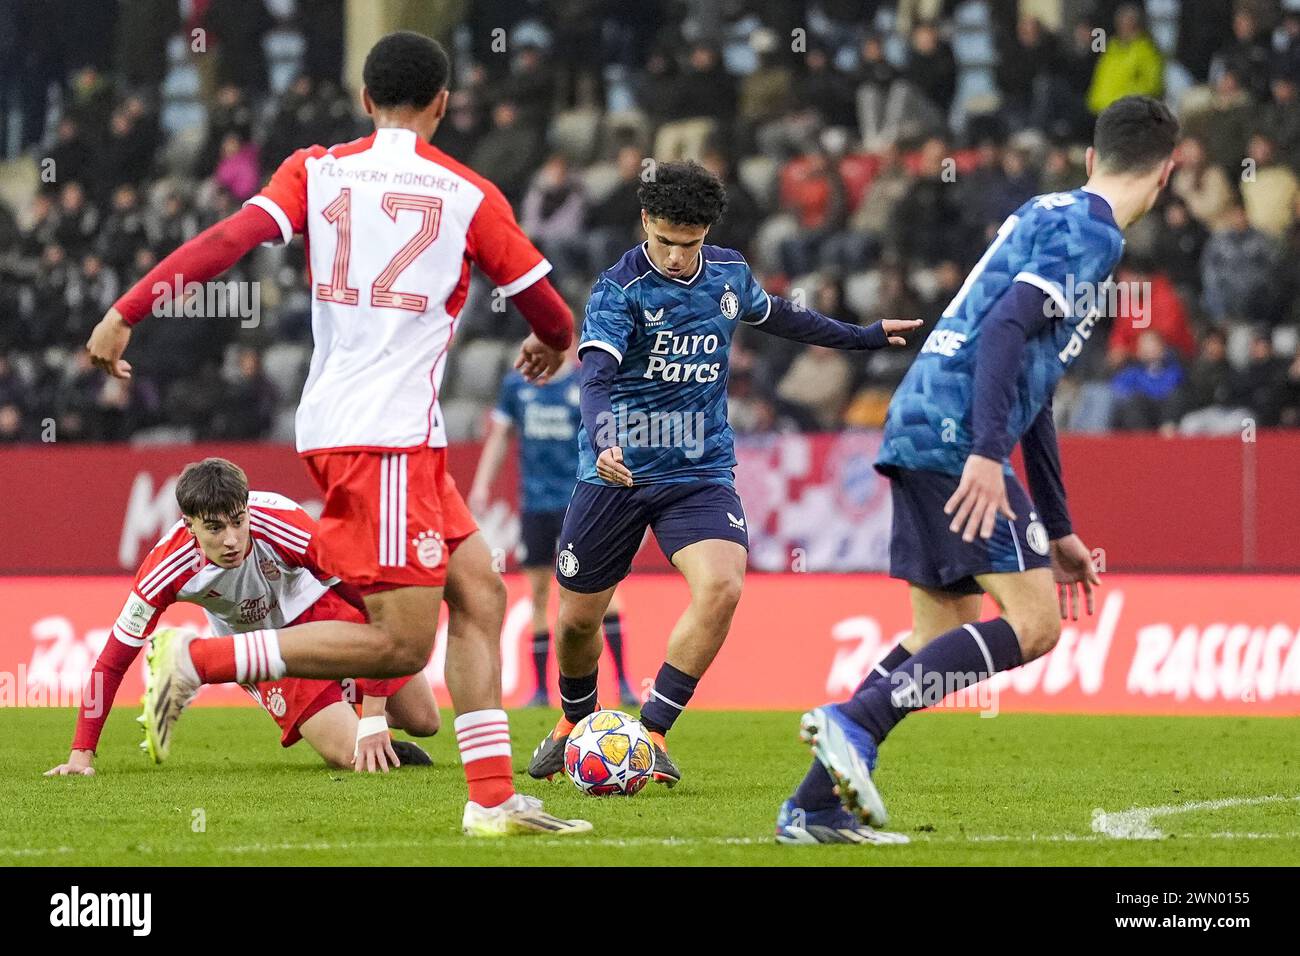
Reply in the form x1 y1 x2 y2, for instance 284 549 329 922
637 161 728 227
363 31 450 110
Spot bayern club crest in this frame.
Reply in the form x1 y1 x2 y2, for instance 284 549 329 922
266 687 287 718
413 530 443 568
720 289 740 320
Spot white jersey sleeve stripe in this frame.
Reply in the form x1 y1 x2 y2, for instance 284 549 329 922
577 340 623 364
250 522 308 556
244 196 294 245
137 545 196 595
139 548 197 595
1014 271 1071 318
249 510 311 546
497 259 553 297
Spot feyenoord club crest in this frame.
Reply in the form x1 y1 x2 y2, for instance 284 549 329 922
720 288 740 320
557 548 580 578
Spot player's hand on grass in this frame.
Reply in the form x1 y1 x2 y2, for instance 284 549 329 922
881 318 924 346
1050 534 1100 620
515 333 564 383
45 750 95 776
353 729 400 773
945 454 1016 543
86 308 133 380
596 446 633 487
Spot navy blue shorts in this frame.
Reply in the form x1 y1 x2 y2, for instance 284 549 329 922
555 480 749 593
885 466 1051 595
516 509 566 568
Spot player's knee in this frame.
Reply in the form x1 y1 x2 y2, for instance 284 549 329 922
319 743 353 770
400 709 441 737
557 606 602 645
1012 609 1061 662
694 573 743 618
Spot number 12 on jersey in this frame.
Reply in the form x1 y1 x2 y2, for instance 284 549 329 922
315 188 444 312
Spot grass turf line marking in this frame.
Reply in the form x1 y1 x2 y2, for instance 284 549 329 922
1091 794 1300 840
7 830 1300 859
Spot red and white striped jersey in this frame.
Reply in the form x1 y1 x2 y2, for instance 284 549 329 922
247 127 551 454
112 492 338 646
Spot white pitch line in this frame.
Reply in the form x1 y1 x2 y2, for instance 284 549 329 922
5 828 1299 860
1091 794 1300 840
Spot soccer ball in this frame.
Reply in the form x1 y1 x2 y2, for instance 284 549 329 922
564 709 655 796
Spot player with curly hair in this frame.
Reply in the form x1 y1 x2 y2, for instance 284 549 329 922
525 160 922 793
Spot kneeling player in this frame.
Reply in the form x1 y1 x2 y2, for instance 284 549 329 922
45 457 439 776
527 161 919 787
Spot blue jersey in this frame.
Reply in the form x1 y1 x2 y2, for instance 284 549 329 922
577 243 769 486
493 368 582 513
877 189 1124 477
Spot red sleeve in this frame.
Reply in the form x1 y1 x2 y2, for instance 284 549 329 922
113 204 282 325
72 588 165 752
510 276 574 350
466 182 552 294
246 146 325 244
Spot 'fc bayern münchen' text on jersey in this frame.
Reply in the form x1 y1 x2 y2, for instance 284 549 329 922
492 367 582 513
877 189 1124 476
577 243 770 486
113 492 339 647
249 128 551 455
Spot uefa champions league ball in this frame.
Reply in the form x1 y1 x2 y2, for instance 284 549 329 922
564 709 655 796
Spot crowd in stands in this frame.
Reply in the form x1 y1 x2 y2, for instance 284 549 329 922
3 0 1300 445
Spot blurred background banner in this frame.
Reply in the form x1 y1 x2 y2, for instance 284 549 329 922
3 572 1297 714
2 429 1299 575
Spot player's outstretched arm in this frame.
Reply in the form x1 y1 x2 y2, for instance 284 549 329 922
86 204 282 378
46 626 151 776
749 295 922 349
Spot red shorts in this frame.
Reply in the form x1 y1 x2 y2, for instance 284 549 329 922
248 587 414 747
303 446 477 592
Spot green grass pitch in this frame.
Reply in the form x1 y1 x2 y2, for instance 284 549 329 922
3 708 1297 866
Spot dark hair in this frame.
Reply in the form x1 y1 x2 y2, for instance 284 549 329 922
363 31 450 109
176 458 249 520
1094 96 1179 174
637 160 728 227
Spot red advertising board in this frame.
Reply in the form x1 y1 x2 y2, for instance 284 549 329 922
2 431 1299 574
3 574 1296 724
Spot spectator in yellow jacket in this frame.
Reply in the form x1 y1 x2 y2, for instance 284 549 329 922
1087 4 1164 113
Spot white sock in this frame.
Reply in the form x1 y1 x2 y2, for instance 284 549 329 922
234 629 285 683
